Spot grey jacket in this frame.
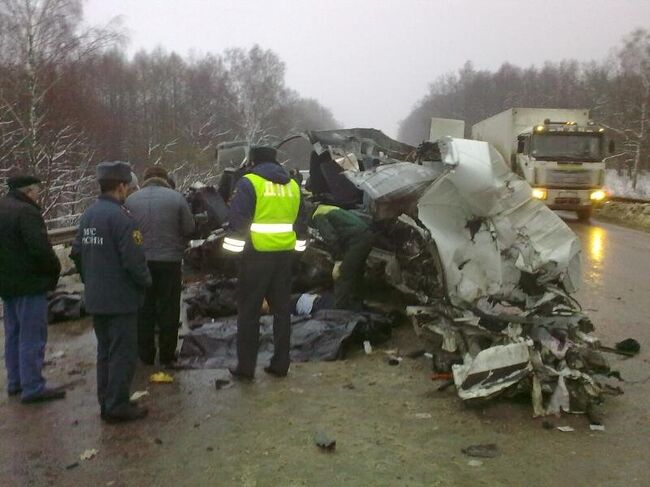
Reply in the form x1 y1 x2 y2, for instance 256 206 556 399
71 195 152 314
125 177 195 262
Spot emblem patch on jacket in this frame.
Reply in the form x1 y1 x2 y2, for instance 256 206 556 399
133 230 144 245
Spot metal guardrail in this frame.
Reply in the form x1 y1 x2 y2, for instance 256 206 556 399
48 226 78 246
610 196 650 204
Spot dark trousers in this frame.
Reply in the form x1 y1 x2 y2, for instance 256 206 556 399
2 294 47 399
93 313 137 414
236 251 292 377
335 230 373 310
138 261 182 364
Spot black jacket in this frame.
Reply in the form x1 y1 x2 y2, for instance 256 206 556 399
71 195 152 314
0 190 61 298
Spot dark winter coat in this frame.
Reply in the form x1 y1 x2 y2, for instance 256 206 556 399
0 190 61 298
125 177 195 262
71 195 152 314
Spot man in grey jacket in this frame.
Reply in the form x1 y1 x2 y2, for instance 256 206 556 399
126 165 195 366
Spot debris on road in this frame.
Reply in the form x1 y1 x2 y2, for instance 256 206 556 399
130 390 149 401
79 449 98 461
363 341 372 354
414 413 432 419
462 444 499 458
557 426 575 432
467 460 483 467
149 372 174 384
65 462 80 470
590 424 606 431
314 432 336 451
616 338 641 355
214 379 232 390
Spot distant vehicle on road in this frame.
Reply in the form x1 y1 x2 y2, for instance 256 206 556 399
470 108 612 221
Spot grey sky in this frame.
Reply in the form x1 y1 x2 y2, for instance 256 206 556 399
85 0 650 137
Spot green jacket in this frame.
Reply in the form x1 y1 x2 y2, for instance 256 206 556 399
310 204 370 254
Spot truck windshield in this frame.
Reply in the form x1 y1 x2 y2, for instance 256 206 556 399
531 133 603 162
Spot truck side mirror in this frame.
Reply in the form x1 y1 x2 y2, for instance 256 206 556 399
608 140 615 154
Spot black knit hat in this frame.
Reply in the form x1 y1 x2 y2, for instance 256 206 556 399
249 146 277 165
7 175 41 190
96 161 132 183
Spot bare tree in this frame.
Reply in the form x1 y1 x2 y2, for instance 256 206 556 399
0 0 122 220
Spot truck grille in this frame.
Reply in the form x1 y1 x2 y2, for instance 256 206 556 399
554 197 581 206
545 170 593 186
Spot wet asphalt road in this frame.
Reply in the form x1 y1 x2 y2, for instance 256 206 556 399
1 217 650 486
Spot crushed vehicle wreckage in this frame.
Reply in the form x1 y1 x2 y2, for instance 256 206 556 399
182 128 624 419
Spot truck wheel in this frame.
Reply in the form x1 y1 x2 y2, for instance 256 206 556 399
576 209 592 222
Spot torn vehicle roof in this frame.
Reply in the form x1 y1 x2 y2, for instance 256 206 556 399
279 128 417 162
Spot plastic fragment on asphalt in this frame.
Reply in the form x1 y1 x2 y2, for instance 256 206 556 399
557 426 575 432
130 390 149 401
363 340 372 354
51 351 65 359
214 379 232 390
314 432 336 451
79 449 98 461
468 460 483 467
590 424 605 431
149 372 174 383
414 413 432 419
462 444 499 458
386 355 402 365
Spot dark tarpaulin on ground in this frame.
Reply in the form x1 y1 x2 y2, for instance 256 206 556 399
184 278 238 328
177 309 393 369
47 291 84 323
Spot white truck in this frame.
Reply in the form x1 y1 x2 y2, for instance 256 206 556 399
471 108 609 221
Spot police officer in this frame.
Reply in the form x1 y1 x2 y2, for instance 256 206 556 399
71 162 152 422
224 146 307 380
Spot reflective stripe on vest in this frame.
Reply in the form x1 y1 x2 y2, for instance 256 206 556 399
244 173 300 252
223 236 246 253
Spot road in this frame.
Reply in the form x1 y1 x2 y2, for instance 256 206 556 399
1 217 650 486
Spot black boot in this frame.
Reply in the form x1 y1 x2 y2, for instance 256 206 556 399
21 387 66 404
102 402 148 423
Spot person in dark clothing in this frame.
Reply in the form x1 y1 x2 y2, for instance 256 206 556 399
125 165 195 366
223 146 308 380
0 175 65 403
310 204 373 310
71 161 152 423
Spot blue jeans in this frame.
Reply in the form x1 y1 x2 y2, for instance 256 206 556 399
2 294 48 399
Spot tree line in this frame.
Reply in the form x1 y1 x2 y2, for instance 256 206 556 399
398 28 650 188
0 0 338 223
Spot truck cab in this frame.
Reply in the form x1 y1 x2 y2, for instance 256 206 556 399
515 120 607 220
471 108 609 222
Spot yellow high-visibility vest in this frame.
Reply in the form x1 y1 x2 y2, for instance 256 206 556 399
244 173 300 252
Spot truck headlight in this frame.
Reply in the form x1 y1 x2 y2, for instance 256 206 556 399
590 190 607 202
532 188 548 200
